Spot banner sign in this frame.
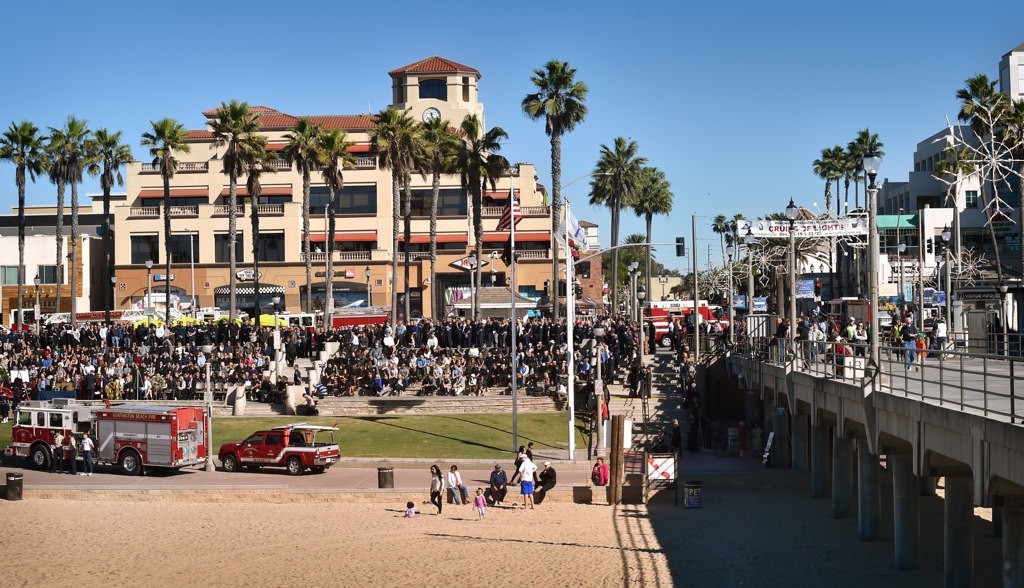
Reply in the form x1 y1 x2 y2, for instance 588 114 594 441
753 297 768 312
733 294 746 309
737 217 868 239
796 279 815 299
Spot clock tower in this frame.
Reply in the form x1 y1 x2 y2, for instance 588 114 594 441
389 56 484 127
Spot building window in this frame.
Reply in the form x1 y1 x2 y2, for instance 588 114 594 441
214 233 244 263
258 232 285 262
399 241 466 253
36 265 60 284
1 266 20 285
310 185 377 215
130 235 160 264
462 77 470 102
409 188 468 216
168 233 199 264
965 190 979 208
419 78 447 100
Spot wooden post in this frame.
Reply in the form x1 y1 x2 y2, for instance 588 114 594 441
610 415 625 505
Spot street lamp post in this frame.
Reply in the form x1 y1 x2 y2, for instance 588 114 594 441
785 198 799 357
364 266 372 307
941 226 953 331
637 285 647 358
33 275 40 335
659 274 668 300
726 245 735 346
489 250 499 287
745 229 756 312
110 275 118 316
145 259 154 317
272 295 282 382
864 153 883 368
897 242 906 318
999 283 1009 356
628 261 639 321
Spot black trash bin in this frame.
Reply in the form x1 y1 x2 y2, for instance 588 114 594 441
684 480 702 509
377 467 394 488
6 472 24 501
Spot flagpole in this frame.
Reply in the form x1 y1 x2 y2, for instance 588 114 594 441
565 200 576 461
510 175 519 454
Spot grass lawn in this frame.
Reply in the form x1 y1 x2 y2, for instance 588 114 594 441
0 413 590 461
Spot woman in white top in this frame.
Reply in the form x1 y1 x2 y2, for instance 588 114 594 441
429 465 445 514
446 465 469 504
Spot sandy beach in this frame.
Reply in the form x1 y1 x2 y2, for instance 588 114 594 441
0 467 1004 587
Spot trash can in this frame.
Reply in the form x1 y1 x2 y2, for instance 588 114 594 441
6 472 24 501
684 480 702 509
377 467 394 489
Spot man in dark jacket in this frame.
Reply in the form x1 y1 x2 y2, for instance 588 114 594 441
487 464 508 506
534 462 557 505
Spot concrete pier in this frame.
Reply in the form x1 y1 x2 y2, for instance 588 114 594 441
856 439 879 541
891 454 919 570
791 414 809 472
1004 504 1024 587
810 424 829 499
831 436 852 518
943 475 973 586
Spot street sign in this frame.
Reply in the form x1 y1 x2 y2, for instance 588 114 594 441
449 256 489 271
235 269 262 281
154 274 175 281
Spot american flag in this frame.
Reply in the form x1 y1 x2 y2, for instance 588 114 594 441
495 188 522 231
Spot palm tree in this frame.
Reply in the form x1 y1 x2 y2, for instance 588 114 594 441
318 129 356 328
283 118 324 314
632 167 673 298
588 137 646 314
210 101 264 321
420 117 459 319
933 143 976 265
812 145 844 214
53 116 92 327
453 114 508 320
957 74 1008 283
522 60 589 320
711 214 729 264
847 129 885 212
45 129 68 319
87 129 132 324
0 121 47 332
141 118 190 325
244 136 275 324
370 107 418 327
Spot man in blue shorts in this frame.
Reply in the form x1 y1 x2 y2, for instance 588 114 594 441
518 455 538 509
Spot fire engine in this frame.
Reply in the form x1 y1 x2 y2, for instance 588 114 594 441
4 399 209 476
644 300 728 346
217 423 340 475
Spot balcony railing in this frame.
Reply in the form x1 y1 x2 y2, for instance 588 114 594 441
403 252 430 261
517 250 549 259
354 156 375 169
301 250 372 263
268 159 291 170
482 206 503 217
213 205 244 216
140 161 208 173
169 205 198 217
522 206 550 216
129 207 160 218
256 204 284 215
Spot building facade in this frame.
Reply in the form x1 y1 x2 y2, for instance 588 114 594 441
117 56 576 320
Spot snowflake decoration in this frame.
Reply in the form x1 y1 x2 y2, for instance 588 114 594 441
933 113 1024 229
952 247 985 287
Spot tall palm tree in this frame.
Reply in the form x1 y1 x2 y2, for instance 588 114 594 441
210 100 264 321
588 137 646 314
318 129 356 328
711 214 729 264
522 60 589 320
957 73 1007 283
244 136 275 324
283 118 324 314
454 114 508 320
87 129 132 324
141 118 190 325
632 167 673 298
0 121 47 332
370 107 418 327
45 129 68 319
847 129 885 212
53 116 92 327
420 116 459 319
812 145 844 214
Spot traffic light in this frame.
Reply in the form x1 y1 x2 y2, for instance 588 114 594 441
579 260 591 279
676 237 686 257
814 281 822 296
926 239 933 254
558 279 567 297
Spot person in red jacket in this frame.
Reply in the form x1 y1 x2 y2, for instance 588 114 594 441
591 457 610 486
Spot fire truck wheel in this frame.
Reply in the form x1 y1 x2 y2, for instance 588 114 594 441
30 443 51 470
311 466 326 474
286 456 305 476
118 450 143 476
222 454 239 472
658 336 671 348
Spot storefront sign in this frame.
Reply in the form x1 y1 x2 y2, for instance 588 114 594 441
236 269 262 281
737 217 868 239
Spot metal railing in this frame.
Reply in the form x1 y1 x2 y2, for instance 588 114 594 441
354 156 375 169
736 337 1022 424
482 206 503 217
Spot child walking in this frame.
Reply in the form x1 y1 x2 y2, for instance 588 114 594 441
473 488 487 520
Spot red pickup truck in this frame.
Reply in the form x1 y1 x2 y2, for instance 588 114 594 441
218 423 340 475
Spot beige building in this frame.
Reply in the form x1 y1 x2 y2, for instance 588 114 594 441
117 56 562 320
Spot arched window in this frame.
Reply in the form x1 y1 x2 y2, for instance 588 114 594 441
419 79 447 100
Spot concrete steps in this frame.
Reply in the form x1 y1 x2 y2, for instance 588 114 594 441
313 395 562 416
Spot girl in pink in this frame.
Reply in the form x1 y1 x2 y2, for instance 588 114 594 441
473 488 487 520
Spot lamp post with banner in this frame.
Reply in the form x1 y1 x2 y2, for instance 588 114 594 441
785 198 799 355
726 245 735 346
864 152 883 367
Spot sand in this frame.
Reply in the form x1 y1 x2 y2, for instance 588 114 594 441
0 469 1003 587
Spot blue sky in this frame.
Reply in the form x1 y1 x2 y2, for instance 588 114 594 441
2 0 1023 273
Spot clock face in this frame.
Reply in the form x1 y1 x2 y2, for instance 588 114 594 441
422 107 441 123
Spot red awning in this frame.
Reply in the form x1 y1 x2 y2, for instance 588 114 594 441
266 143 287 152
483 189 519 200
483 231 550 242
138 188 209 199
347 144 372 153
398 233 468 244
219 186 291 197
305 232 377 243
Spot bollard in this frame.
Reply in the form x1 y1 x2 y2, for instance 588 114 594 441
377 467 394 488
6 472 24 501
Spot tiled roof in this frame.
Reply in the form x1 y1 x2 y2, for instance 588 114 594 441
307 115 376 130
185 130 214 140
579 220 597 228
389 56 480 76
259 113 300 128
188 109 376 140
202 105 279 117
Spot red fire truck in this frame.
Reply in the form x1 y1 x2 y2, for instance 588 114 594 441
4 400 209 475
645 300 728 346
